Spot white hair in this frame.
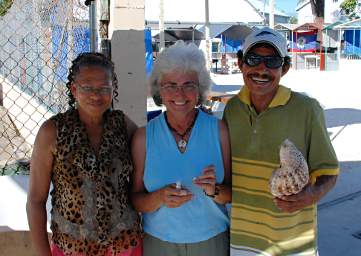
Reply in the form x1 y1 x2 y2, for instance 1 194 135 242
149 41 211 106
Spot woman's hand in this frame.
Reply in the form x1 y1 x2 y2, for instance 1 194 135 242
193 165 216 196
158 184 193 208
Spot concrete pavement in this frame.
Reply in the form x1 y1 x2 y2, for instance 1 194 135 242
211 59 361 256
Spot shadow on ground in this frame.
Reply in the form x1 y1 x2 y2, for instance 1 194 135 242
318 160 361 256
324 108 361 128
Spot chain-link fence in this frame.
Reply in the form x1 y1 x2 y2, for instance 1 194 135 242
0 0 91 175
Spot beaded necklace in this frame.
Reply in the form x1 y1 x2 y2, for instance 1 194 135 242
164 110 199 153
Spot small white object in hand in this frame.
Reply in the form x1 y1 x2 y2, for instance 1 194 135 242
176 181 182 189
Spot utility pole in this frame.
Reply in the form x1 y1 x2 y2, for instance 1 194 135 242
205 0 211 70
263 0 267 25
88 0 98 52
159 0 165 51
269 0 275 29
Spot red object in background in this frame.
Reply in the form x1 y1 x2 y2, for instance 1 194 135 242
319 53 325 71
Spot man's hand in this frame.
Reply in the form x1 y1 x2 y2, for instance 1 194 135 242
273 184 315 213
273 175 337 213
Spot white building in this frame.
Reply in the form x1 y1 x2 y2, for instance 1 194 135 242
296 0 314 24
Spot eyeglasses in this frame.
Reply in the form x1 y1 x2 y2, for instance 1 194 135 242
160 82 198 94
243 54 284 69
76 84 113 95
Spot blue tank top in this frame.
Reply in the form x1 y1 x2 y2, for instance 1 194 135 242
143 110 229 243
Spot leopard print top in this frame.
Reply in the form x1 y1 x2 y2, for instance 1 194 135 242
50 109 142 255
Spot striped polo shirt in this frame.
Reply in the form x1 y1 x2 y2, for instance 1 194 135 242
223 85 339 256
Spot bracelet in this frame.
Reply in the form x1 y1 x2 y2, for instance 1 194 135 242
204 185 220 198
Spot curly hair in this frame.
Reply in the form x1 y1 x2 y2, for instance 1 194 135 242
66 52 118 108
149 41 211 106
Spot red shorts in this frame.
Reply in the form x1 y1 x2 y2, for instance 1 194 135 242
51 243 142 256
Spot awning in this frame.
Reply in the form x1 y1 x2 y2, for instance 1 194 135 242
153 27 204 42
334 18 361 30
274 23 299 31
215 24 253 41
294 22 323 32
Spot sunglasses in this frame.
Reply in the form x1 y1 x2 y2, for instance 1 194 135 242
243 54 284 69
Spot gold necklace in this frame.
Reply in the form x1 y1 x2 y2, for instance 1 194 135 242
165 110 199 153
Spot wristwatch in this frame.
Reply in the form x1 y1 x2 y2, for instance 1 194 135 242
205 185 220 198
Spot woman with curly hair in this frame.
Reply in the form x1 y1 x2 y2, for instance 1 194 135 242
27 52 142 256
131 42 231 256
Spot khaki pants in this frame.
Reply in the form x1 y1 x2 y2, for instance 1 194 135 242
143 231 229 256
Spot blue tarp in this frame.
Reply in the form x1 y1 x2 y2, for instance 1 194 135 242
52 25 90 82
219 37 242 53
344 30 361 56
145 28 153 76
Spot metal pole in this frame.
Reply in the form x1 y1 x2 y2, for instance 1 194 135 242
263 0 267 25
159 0 165 51
353 29 356 56
89 0 97 52
325 29 328 70
358 30 361 57
205 0 211 70
192 26 195 43
0 82 3 106
269 0 275 29
338 29 342 63
295 32 301 69
291 30 294 54
291 29 294 68
99 0 111 58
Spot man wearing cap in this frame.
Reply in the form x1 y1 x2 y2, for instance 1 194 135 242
223 27 339 256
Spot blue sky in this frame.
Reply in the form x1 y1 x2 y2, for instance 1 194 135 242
275 0 298 16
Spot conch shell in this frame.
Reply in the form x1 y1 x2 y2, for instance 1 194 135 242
269 139 309 197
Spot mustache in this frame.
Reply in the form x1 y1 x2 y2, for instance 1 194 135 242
248 73 272 80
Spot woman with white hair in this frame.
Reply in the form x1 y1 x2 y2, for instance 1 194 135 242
131 41 231 256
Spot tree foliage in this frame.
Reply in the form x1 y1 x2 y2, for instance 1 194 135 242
0 0 13 17
290 16 298 24
340 0 359 19
340 0 358 14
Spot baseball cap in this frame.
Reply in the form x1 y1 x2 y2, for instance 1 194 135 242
242 27 287 57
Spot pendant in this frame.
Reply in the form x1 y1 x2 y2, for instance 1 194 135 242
177 139 187 152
